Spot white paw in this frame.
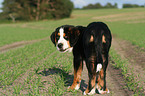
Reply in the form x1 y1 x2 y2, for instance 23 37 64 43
74 84 80 90
107 89 110 93
98 89 107 94
87 88 96 95
96 84 109 94
83 91 87 95
96 64 102 72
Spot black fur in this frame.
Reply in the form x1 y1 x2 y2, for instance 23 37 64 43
50 22 112 94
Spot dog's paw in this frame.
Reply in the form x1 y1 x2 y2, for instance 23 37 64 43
98 89 109 94
83 88 96 95
74 84 80 90
87 88 96 95
96 84 110 94
67 84 80 91
83 91 87 95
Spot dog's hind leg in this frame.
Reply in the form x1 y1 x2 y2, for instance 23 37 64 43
96 51 110 94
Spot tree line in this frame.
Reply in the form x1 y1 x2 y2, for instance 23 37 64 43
123 4 144 8
0 0 73 22
83 3 118 9
0 1 144 22
82 3 144 9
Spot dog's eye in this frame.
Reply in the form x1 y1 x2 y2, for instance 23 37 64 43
56 36 60 39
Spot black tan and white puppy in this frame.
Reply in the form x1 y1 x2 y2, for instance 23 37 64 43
50 22 112 95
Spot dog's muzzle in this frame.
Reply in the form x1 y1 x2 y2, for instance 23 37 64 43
57 43 72 52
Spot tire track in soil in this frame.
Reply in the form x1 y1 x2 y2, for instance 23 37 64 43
65 37 138 95
0 50 58 95
0 36 143 95
0 37 49 54
65 61 134 96
112 36 145 94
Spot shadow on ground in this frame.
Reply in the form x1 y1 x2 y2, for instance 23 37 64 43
37 67 88 92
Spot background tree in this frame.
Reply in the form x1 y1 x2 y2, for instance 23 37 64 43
123 4 144 8
104 3 118 8
50 0 73 19
83 2 118 9
83 3 103 9
1 0 73 21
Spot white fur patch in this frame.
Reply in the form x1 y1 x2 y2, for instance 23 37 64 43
96 64 102 72
57 28 72 52
96 84 109 94
74 84 80 90
83 91 87 95
68 47 73 52
107 89 110 93
87 88 96 95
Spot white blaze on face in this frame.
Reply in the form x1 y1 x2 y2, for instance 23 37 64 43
57 28 70 52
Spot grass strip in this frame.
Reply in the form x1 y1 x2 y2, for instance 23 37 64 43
110 48 144 96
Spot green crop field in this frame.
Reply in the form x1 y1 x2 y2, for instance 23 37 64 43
0 8 145 48
0 8 145 95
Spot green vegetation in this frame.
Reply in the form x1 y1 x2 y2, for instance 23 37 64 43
83 2 118 9
0 39 74 95
110 22 145 48
1 0 73 21
110 49 144 96
0 26 48 46
0 8 145 95
123 4 144 8
1 8 145 48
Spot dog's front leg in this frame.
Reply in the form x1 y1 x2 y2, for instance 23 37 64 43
68 56 83 90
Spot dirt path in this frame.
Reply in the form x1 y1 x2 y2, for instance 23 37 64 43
0 37 49 54
0 36 144 95
66 36 145 95
112 36 145 94
65 59 133 96
70 62 133 96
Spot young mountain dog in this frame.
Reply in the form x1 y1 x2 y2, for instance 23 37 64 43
50 22 112 95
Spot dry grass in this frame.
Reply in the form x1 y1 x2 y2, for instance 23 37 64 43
92 12 145 22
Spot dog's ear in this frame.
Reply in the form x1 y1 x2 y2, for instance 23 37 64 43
50 32 56 46
69 27 82 47
76 26 86 32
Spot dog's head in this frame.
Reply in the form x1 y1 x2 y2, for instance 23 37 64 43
50 25 85 52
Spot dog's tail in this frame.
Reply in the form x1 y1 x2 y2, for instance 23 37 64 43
89 22 111 72
91 29 103 65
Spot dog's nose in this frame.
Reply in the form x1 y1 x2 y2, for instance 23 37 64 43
58 43 63 48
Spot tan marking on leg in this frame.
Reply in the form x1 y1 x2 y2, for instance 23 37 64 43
97 68 104 89
102 35 106 43
68 62 82 90
91 75 96 88
85 56 96 95
68 70 77 90
85 74 96 95
96 68 109 94
89 35 94 42
84 85 90 95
